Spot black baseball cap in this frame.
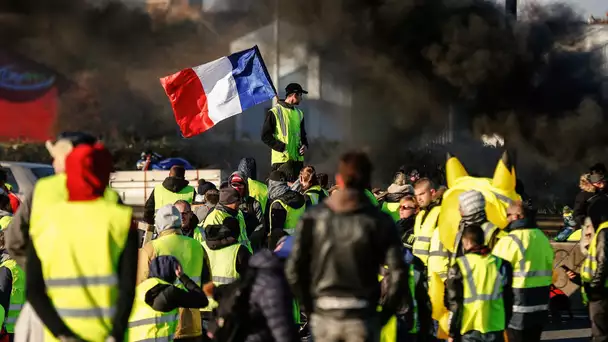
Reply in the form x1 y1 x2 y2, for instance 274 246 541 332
285 83 308 95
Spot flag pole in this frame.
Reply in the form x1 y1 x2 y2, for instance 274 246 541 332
273 0 280 106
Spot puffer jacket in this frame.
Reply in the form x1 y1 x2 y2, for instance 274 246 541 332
244 250 299 342
285 188 411 324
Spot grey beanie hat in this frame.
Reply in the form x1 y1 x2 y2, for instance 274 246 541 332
459 190 486 216
155 204 182 234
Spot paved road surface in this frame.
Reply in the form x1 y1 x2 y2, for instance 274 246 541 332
542 310 591 341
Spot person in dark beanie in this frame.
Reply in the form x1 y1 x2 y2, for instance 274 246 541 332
285 151 410 342
267 171 306 249
196 183 252 252
194 179 217 204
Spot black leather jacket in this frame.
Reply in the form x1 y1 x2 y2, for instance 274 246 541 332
585 228 608 300
285 189 411 323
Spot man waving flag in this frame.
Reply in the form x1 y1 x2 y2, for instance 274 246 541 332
160 46 276 138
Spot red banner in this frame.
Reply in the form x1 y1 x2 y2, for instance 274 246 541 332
0 52 60 142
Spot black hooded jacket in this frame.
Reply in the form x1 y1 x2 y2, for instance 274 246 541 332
204 222 251 277
285 188 411 324
268 182 306 248
144 176 196 224
261 101 309 154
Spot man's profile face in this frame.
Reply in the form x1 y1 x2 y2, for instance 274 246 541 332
506 205 524 223
415 184 434 208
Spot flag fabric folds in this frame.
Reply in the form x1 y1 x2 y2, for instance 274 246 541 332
160 46 276 138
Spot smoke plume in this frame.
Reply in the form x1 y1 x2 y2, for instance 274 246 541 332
1 0 607 203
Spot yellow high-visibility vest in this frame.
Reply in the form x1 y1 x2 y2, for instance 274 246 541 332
0 216 12 230
456 253 505 334
270 104 304 164
151 232 204 286
269 199 306 235
413 206 441 265
201 243 241 311
428 228 451 281
128 277 178 341
0 259 25 333
31 198 132 341
248 179 268 214
304 185 329 207
482 222 507 250
381 202 401 222
379 265 419 342
492 228 554 318
153 184 194 210
582 221 608 288
30 173 119 231
198 208 251 253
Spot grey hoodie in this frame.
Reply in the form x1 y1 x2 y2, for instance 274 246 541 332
154 205 182 234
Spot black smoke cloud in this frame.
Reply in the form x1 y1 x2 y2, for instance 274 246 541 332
1 0 606 191
280 0 606 172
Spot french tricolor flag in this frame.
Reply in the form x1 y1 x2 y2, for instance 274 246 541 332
160 46 276 138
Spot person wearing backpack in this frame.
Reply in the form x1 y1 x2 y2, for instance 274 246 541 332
206 249 299 342
129 256 209 341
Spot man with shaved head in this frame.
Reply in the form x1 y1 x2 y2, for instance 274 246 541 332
144 165 196 225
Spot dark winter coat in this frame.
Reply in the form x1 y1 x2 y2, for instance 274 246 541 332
445 247 513 341
144 176 196 224
285 188 411 324
243 250 299 342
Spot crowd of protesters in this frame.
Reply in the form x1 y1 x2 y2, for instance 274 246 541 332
0 131 602 342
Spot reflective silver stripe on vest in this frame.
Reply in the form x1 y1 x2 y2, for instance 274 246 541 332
190 276 201 284
416 236 431 243
484 223 496 236
413 249 430 256
274 106 287 137
429 250 450 257
588 255 597 262
512 304 549 313
45 275 118 287
459 256 503 304
129 314 178 328
512 270 553 277
5 317 16 324
8 304 22 311
583 267 593 275
437 272 447 280
56 307 115 318
492 192 514 206
316 297 368 310
212 276 237 284
508 234 552 279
